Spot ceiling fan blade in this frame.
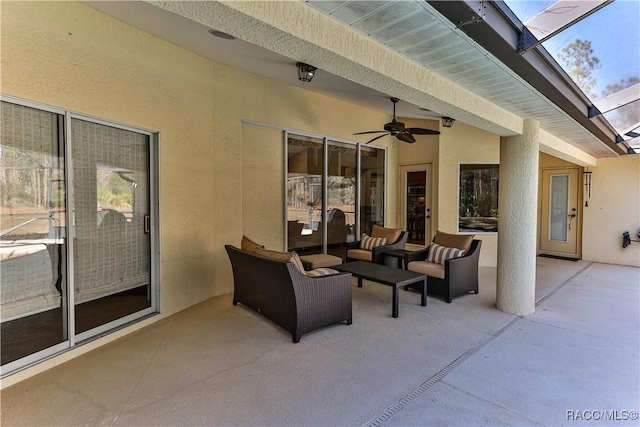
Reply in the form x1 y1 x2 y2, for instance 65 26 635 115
396 132 416 143
407 127 441 135
366 133 390 144
354 130 386 135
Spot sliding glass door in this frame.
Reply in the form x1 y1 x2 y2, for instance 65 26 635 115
286 133 385 259
0 102 68 367
286 135 324 254
0 98 158 376
360 145 385 235
327 141 356 257
71 119 152 338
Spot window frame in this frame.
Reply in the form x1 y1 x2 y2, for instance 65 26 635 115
457 162 499 234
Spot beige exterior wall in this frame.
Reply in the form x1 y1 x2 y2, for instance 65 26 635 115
582 156 640 267
437 123 500 267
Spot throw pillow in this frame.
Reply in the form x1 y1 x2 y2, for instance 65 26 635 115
306 267 340 277
255 248 306 274
360 234 387 251
241 235 264 253
427 242 465 265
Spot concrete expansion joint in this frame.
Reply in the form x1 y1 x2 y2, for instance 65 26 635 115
363 316 521 427
366 258 601 427
535 262 594 307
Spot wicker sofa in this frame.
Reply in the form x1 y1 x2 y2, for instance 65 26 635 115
225 245 353 343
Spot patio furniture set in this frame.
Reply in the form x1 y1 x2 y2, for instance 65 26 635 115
225 227 481 342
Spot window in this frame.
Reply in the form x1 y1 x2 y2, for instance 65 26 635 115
459 164 499 233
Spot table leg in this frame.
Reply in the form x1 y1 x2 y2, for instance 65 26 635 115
420 279 427 307
392 286 399 318
357 277 363 288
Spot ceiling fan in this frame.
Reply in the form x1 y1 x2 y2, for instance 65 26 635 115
354 97 440 144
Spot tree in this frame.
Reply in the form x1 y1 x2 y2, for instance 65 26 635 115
600 77 640 131
558 39 600 97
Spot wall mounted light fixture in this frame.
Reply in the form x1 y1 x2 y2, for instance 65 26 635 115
296 62 317 82
442 117 455 128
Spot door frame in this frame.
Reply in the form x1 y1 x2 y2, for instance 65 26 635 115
538 166 582 258
399 163 434 248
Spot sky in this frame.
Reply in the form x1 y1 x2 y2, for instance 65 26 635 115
502 0 640 96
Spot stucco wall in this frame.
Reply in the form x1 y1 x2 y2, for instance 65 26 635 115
582 156 640 267
438 123 500 267
0 1 395 317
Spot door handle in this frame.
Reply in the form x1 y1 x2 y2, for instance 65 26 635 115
143 214 150 234
568 213 576 230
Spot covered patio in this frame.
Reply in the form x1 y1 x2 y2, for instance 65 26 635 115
2 257 638 426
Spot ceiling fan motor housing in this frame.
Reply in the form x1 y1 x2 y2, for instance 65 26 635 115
384 121 405 133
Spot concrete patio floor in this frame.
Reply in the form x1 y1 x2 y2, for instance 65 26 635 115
1 257 639 426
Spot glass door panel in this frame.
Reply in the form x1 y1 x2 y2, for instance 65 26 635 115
406 171 427 245
286 134 324 254
71 118 151 336
1 102 68 366
327 141 356 258
360 146 385 235
549 174 569 242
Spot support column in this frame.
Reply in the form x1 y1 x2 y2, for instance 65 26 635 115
497 119 539 316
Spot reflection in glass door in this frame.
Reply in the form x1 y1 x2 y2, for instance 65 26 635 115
71 119 152 337
286 133 386 258
406 171 427 245
0 102 68 368
360 146 385 235
327 141 356 257
287 134 324 254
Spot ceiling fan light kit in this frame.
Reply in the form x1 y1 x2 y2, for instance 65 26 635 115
354 97 441 144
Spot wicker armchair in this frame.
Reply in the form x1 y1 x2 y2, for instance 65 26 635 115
345 226 408 267
225 245 352 343
405 234 481 303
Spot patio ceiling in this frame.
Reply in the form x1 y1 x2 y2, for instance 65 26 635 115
84 1 635 158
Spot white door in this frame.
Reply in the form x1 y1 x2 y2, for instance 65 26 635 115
540 168 580 257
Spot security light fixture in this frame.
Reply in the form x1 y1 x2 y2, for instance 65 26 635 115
296 62 317 82
442 117 455 128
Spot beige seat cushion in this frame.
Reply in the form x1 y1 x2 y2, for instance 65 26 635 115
299 254 342 269
347 249 372 261
407 261 445 279
433 230 473 253
255 248 306 274
371 225 402 244
241 235 264 253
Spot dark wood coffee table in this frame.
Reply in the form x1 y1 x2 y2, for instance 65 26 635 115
333 261 427 318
